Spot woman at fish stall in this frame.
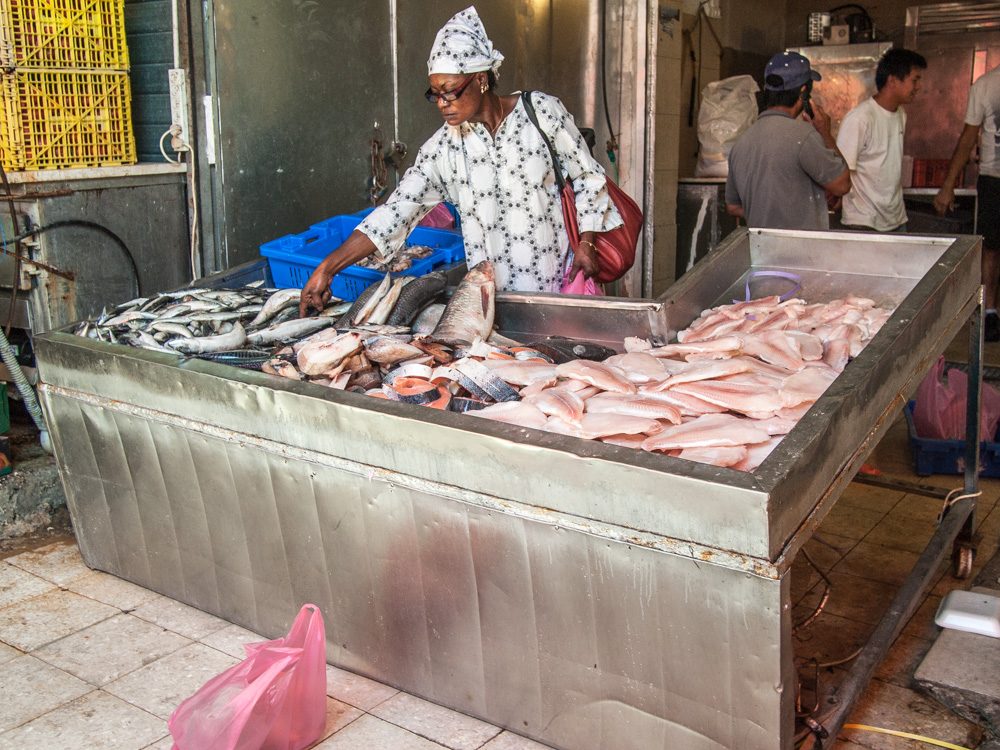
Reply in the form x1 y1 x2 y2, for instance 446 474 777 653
299 5 622 316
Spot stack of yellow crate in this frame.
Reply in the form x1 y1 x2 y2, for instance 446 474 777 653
0 0 136 170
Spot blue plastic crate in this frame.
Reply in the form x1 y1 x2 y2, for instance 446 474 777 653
260 213 465 301
903 400 1000 478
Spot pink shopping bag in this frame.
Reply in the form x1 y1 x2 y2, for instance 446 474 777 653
169 604 327 750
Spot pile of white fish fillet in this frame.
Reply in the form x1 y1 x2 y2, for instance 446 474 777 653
472 294 893 472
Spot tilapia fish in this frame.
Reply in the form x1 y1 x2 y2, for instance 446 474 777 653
431 260 496 345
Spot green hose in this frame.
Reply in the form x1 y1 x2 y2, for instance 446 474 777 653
0 326 50 453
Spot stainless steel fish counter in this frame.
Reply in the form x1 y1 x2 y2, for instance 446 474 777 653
33 228 981 750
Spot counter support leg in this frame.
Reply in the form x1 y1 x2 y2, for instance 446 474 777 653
953 294 983 578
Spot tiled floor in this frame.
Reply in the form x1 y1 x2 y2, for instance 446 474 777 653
0 538 548 750
1 418 998 749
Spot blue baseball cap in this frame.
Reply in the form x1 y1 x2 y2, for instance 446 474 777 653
763 51 821 91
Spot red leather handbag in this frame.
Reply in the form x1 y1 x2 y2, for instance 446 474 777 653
521 91 643 283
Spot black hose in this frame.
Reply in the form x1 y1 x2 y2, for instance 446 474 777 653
599 0 618 158
9 219 142 298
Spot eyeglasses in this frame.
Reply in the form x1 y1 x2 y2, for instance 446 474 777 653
425 75 476 104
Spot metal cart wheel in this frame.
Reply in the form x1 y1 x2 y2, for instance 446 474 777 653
953 545 974 579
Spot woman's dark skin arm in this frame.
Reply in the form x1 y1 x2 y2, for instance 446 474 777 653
299 230 379 316
571 231 599 279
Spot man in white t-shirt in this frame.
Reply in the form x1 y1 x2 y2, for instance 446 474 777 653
935 64 1000 341
836 49 927 232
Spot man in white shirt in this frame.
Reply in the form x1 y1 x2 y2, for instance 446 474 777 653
935 64 1000 341
836 49 927 232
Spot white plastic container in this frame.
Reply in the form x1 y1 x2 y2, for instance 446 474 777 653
934 590 1000 638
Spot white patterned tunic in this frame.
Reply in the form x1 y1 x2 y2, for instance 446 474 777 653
358 92 623 292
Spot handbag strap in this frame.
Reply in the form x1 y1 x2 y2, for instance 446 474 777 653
520 91 567 191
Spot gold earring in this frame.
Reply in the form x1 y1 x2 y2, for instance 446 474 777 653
480 84 487 93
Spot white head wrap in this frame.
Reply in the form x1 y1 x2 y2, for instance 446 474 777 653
427 6 504 78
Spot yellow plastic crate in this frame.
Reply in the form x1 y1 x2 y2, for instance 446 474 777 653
0 68 136 170
0 0 128 70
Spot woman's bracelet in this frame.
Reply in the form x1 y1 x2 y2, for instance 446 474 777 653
578 239 597 253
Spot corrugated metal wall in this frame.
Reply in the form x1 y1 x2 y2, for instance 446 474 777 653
125 0 172 162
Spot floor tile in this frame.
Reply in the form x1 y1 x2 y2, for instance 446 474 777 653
66 572 161 612
316 696 364 741
326 664 399 711
902 594 943 641
104 642 239 720
0 690 166 750
0 562 55 610
0 641 19 665
0 589 117 652
891 493 948 524
864 508 939 554
371 692 502 750
819 572 897 625
794 612 874 666
839 482 904 513
0 654 90 733
34 613 190 686
481 731 555 749
837 678 981 750
131 596 228 640
819 503 888 541
4 541 92 586
312 713 449 749
199 623 263 660
873 633 933 688
833 542 921 586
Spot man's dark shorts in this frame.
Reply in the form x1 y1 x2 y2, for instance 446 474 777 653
979 174 1000 250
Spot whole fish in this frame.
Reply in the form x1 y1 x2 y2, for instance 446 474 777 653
352 273 392 326
431 261 495 345
251 288 301 327
411 303 446 334
168 322 247 354
366 278 407 326
386 272 447 326
247 317 336 346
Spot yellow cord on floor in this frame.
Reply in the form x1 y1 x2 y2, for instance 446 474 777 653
843 724 972 750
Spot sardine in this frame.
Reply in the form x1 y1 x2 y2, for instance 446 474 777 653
431 261 495 345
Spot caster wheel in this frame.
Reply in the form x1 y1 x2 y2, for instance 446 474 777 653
953 546 974 579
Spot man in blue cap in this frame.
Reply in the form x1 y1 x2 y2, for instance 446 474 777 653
726 51 850 230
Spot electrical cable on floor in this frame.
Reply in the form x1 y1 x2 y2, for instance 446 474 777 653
816 646 863 669
842 724 972 750
793 550 832 632
8 220 142 298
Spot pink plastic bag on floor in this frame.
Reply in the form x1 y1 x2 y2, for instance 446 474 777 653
169 604 327 750
913 357 1000 440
